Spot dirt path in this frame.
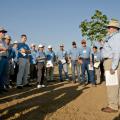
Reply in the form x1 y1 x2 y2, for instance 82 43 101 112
0 81 119 120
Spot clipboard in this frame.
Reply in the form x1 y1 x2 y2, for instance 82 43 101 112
105 70 118 86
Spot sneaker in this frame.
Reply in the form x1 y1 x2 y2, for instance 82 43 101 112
41 85 45 88
37 85 42 88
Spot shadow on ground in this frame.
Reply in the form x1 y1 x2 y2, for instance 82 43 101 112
0 81 89 120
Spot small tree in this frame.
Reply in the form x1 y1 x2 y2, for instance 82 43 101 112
79 10 109 44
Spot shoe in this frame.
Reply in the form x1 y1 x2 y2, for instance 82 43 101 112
41 85 45 88
17 86 23 89
24 84 32 87
79 81 85 85
73 80 76 83
101 107 118 113
0 90 3 94
37 85 42 88
65 79 69 81
2 88 8 92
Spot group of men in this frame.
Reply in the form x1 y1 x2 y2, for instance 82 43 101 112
0 19 120 113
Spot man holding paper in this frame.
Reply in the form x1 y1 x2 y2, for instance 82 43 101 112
46 45 55 81
56 44 69 82
101 19 120 113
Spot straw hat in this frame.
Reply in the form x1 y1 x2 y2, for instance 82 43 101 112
107 20 120 29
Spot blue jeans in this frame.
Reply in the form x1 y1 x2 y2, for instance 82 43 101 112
0 57 9 89
58 63 69 81
89 70 96 84
81 59 90 83
71 60 81 81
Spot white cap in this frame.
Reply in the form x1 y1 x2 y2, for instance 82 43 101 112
38 44 44 48
59 43 64 47
13 41 18 44
31 43 35 47
48 45 52 48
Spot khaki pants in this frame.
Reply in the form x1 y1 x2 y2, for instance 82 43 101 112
95 68 101 84
104 59 120 110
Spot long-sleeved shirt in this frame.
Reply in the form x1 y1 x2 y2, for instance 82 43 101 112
102 32 120 70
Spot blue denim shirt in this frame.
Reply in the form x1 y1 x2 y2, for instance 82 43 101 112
68 47 80 60
80 46 91 59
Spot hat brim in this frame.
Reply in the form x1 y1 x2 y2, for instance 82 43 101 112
107 25 120 29
0 30 7 33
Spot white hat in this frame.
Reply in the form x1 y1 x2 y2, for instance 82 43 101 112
107 19 120 29
38 44 44 48
13 41 18 44
31 43 35 47
48 45 52 48
59 43 64 47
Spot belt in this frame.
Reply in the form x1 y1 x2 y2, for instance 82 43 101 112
1 56 7 59
104 58 112 60
81 58 90 60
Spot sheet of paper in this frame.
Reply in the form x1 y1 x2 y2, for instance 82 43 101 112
46 60 53 67
61 59 66 64
105 70 118 86
88 64 94 71
94 62 100 68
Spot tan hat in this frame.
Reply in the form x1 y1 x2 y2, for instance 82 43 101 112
4 35 11 40
0 27 7 33
107 20 120 29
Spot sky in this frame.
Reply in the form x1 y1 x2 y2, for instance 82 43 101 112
0 0 120 51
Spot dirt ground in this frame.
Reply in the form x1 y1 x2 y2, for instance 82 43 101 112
0 79 120 120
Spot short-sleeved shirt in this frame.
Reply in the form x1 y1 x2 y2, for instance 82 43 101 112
80 46 91 59
36 51 46 63
68 47 80 60
56 50 67 60
46 51 55 62
17 43 30 58
0 39 8 57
